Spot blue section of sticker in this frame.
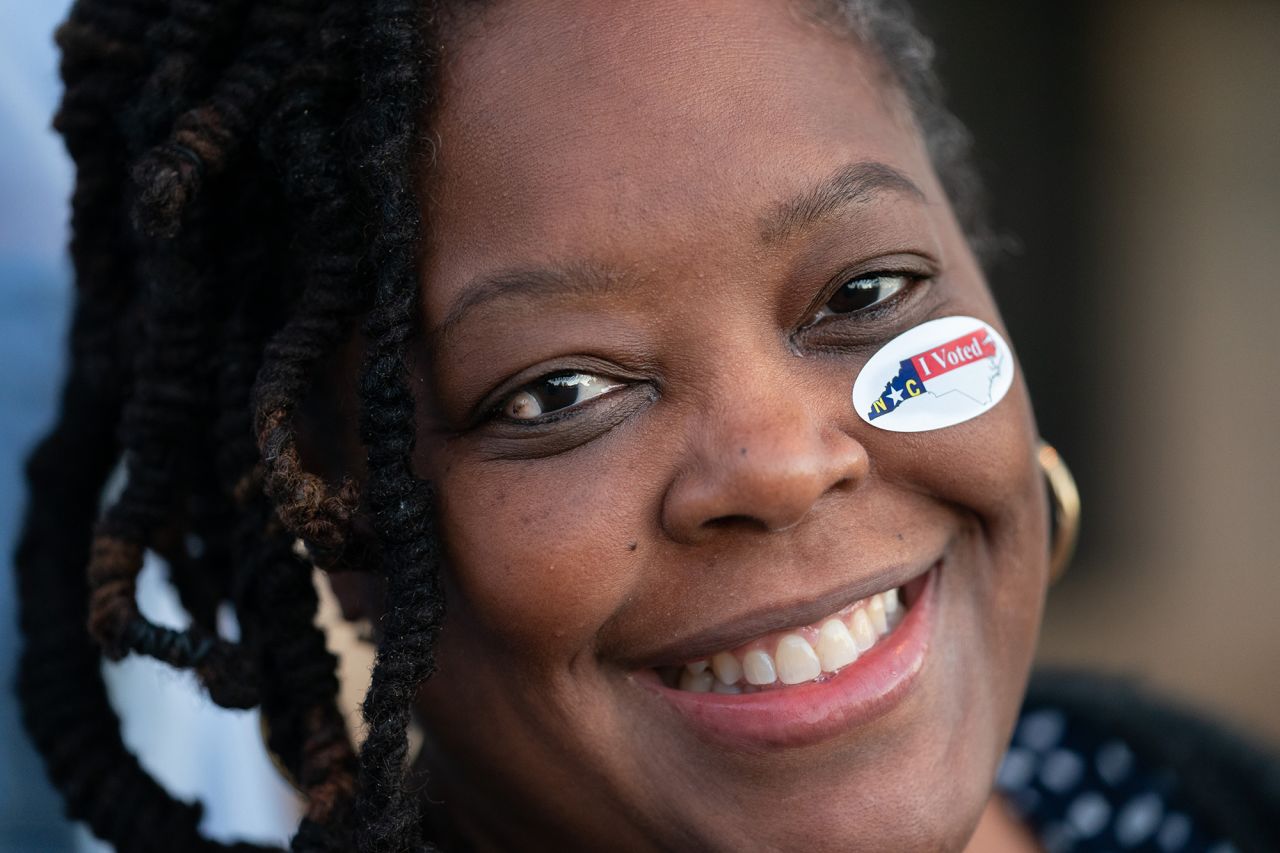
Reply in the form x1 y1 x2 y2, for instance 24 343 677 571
867 359 925 421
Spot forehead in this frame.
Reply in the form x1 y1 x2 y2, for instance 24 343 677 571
423 0 934 308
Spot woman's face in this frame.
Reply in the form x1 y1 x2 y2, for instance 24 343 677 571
409 0 1048 849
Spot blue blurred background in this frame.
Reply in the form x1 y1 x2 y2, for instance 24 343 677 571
2 2 79 847
0 1 298 849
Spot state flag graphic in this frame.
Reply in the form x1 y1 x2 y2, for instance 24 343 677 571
851 316 1015 434
867 329 998 421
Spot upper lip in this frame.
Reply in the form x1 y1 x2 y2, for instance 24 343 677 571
626 555 939 668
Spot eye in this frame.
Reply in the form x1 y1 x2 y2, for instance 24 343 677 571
808 273 914 325
500 371 625 420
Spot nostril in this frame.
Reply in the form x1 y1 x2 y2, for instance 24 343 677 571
704 514 764 531
704 513 799 534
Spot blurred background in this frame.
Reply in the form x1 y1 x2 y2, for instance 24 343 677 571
912 0 1280 751
1 0 1277 849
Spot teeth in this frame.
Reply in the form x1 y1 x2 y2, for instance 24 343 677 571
665 584 909 693
742 649 778 685
883 587 901 615
850 608 877 652
816 619 859 672
868 594 889 635
711 651 742 685
886 591 904 629
679 668 714 693
775 634 822 685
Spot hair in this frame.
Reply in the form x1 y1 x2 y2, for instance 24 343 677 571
13 1 986 850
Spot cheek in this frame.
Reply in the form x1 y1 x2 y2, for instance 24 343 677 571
871 369 1046 658
932 377 1048 717
433 455 650 659
885 184 1047 586
938 379 1047 618
867 362 1042 539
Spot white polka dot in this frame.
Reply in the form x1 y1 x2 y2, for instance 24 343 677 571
1116 792 1164 846
997 747 1037 790
1096 739 1135 787
1040 748 1085 792
1017 709 1067 752
1067 791 1111 838
1157 812 1192 850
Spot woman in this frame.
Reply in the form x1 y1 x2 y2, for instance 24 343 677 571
13 0 1277 850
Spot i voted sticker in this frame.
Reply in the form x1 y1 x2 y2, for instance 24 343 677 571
851 315 1014 432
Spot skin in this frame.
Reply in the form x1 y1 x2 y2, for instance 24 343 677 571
352 0 1051 849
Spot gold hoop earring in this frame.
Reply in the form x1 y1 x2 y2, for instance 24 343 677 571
1039 442 1080 584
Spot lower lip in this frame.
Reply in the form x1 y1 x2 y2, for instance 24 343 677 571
633 562 939 750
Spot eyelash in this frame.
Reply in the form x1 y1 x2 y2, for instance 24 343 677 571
802 271 921 329
489 270 925 425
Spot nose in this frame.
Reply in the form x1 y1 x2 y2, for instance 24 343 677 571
661 391 869 544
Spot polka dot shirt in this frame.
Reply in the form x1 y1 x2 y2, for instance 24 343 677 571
997 705 1242 853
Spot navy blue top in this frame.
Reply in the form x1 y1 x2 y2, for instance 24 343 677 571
998 702 1241 853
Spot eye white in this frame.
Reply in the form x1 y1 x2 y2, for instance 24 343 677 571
502 372 623 420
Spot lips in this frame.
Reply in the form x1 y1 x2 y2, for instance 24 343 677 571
630 556 934 669
630 559 939 749
656 584 906 693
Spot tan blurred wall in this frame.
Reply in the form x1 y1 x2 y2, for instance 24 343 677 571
1037 0 1280 743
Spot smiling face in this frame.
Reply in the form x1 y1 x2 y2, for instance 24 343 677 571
407 0 1048 849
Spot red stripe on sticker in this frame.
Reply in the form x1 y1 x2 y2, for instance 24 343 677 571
910 330 996 380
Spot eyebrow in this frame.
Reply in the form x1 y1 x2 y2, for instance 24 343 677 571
759 160 927 243
433 260 632 343
434 161 925 341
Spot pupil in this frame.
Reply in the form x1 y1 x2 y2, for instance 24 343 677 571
826 277 883 314
538 373 585 412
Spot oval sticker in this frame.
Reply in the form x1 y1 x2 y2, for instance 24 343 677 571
851 315 1015 433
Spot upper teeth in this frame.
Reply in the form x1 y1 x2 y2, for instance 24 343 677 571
671 588 902 693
